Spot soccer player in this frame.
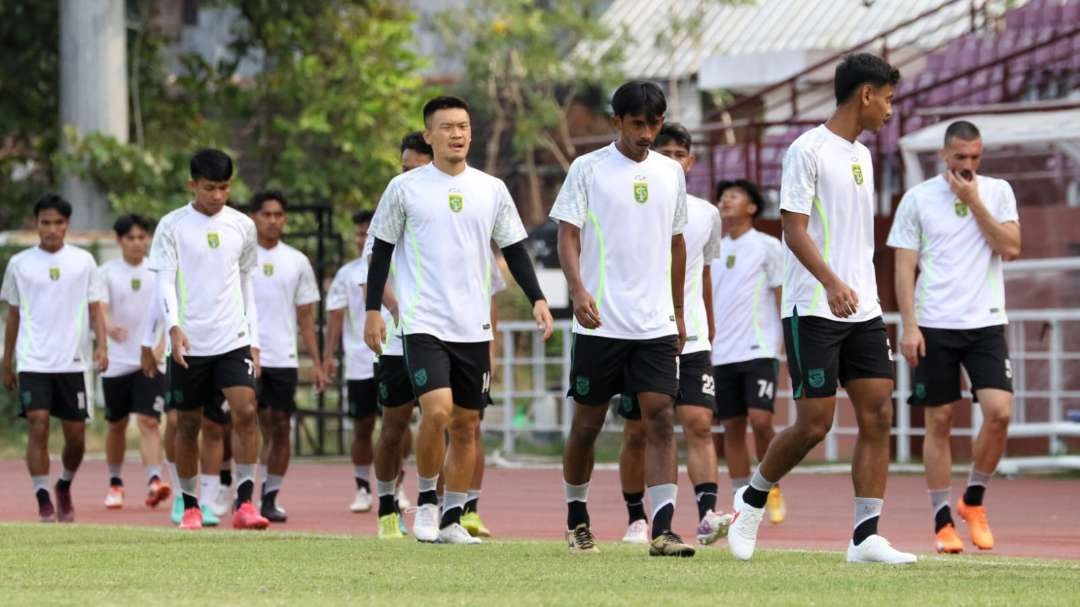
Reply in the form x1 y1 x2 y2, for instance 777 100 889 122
2 194 108 522
149 148 268 530
99 213 171 510
251 190 326 522
710 179 787 523
887 120 1020 554
615 122 729 548
726 53 916 564
364 96 553 545
553 81 693 557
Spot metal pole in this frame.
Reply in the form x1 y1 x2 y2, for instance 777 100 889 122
896 357 911 463
562 328 572 440
501 326 515 455
1049 318 1063 454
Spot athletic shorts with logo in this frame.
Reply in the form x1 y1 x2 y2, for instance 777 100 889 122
615 350 714 420
376 355 415 408
257 366 298 413
713 358 779 420
166 346 255 425
18 372 88 421
569 334 679 407
783 309 893 399
103 370 166 422
909 325 1012 406
403 334 490 410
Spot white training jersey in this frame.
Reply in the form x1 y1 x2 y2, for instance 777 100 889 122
326 257 379 380
99 258 157 377
779 125 882 322
681 195 722 355
711 229 784 365
254 242 320 368
886 174 1019 330
1 245 106 373
148 203 258 356
368 163 528 343
549 143 688 340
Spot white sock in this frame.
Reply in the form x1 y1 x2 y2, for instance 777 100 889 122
355 465 370 483
265 474 283 494
179 476 197 498
564 481 589 503
107 463 123 481
443 490 468 516
646 483 677 519
418 474 438 494
854 497 883 532
467 489 481 502
60 468 75 482
235 463 256 491
730 477 750 495
145 465 162 485
199 474 220 502
375 479 396 497
749 469 775 493
166 460 180 489
31 475 49 494
259 464 269 485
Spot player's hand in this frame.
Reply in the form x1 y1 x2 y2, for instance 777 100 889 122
311 364 327 393
94 345 108 373
675 312 687 352
900 324 926 368
251 347 262 379
533 300 554 341
825 279 859 318
140 346 159 378
945 169 980 207
571 287 601 329
2 364 15 391
322 357 338 382
107 324 127 342
364 310 386 355
169 326 189 369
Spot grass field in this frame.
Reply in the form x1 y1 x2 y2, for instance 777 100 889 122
2 524 1078 606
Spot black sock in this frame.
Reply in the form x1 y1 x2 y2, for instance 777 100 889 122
853 515 879 545
56 479 71 492
418 489 438 506
934 505 954 532
182 492 199 510
623 491 647 525
110 477 123 488
652 503 674 538
378 494 397 517
440 506 462 529
235 479 254 505
356 477 371 492
567 500 590 529
464 497 479 514
694 482 718 520
743 485 768 509
36 488 51 506
219 469 232 487
963 484 986 506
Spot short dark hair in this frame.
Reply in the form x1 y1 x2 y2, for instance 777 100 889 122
944 120 981 146
611 80 667 120
834 53 900 105
716 179 766 217
352 210 374 225
32 193 72 219
423 96 470 125
250 190 288 213
401 131 433 157
190 148 233 182
113 213 153 237
654 122 692 151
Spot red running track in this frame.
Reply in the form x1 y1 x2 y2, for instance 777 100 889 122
1 459 1076 560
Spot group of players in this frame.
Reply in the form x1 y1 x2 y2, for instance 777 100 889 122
4 50 1019 560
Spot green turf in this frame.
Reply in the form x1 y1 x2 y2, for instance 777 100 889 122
1 524 1077 606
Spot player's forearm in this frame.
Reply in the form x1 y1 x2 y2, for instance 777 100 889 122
156 269 181 331
781 212 842 289
3 307 19 370
324 310 344 364
297 304 321 367
381 283 399 316
702 265 715 338
670 235 686 311
557 222 587 295
502 240 545 304
969 202 1021 259
894 251 919 329
366 239 395 311
241 270 259 349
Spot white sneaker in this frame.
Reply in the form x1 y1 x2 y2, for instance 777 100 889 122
696 510 734 546
438 522 482 545
396 487 411 510
350 488 372 513
413 503 440 542
846 535 917 564
621 519 650 544
728 486 765 561
210 486 232 518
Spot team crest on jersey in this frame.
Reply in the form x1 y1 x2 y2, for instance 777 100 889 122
48 267 60 281
632 176 648 203
808 368 825 389
207 232 221 249
131 278 141 291
726 255 736 269
851 163 864 185
954 200 969 218
448 189 464 213
263 263 274 277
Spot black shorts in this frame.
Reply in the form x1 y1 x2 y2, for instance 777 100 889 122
257 367 299 413
18 372 88 422
347 378 380 419
403 334 490 410
714 358 779 420
166 346 255 425
783 310 894 399
376 355 415 408
102 371 166 422
569 334 679 406
615 351 716 420
909 325 1013 407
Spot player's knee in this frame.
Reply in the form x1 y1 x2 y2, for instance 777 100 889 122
623 423 647 451
797 416 833 445
858 401 893 437
682 418 712 444
421 406 451 429
177 413 202 439
569 416 602 445
644 409 675 443
748 414 772 437
136 415 159 433
271 417 290 442
231 405 257 429
448 414 476 442
983 407 1011 431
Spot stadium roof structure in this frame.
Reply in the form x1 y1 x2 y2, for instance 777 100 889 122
577 0 1012 88
898 108 1080 186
